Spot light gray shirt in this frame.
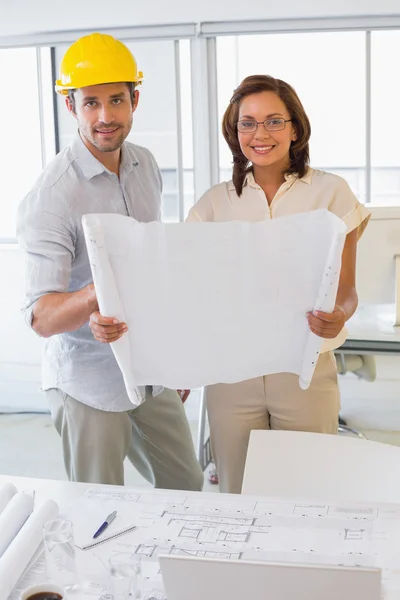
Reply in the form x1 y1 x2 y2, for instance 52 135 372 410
17 133 162 411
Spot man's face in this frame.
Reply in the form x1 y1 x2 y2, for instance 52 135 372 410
66 82 139 153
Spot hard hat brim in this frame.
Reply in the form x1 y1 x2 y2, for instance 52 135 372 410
55 75 143 95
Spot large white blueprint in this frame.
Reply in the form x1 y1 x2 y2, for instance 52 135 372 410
82 209 346 406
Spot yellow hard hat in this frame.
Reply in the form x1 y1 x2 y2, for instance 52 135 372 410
55 32 143 95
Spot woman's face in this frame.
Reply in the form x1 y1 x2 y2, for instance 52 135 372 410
237 91 297 171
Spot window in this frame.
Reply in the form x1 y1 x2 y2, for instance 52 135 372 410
0 48 43 239
55 39 193 222
127 39 194 222
217 32 366 201
371 30 400 206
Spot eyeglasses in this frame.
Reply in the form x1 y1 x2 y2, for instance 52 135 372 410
237 118 292 133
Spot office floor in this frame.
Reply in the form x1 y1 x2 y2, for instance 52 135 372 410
1 386 400 491
0 389 219 492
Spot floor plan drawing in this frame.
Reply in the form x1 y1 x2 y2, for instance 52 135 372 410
12 488 400 600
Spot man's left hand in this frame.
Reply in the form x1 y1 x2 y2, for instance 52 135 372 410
307 304 347 339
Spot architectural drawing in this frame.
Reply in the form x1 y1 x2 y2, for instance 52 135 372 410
12 488 400 599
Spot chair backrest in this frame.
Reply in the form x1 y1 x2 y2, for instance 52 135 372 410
242 430 400 504
159 555 381 600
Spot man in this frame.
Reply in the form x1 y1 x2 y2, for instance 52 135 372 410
17 32 203 490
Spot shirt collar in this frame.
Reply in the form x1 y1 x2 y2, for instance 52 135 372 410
285 167 313 185
233 167 314 191
71 132 139 180
120 143 139 174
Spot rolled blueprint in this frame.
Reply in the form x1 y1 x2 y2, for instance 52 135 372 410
0 482 17 514
0 499 59 600
299 222 346 389
82 215 144 407
0 492 33 558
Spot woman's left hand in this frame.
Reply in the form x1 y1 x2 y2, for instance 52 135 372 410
307 304 347 339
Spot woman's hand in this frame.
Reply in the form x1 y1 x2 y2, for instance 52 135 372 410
89 311 128 343
307 304 347 339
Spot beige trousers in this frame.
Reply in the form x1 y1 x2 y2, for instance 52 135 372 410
207 352 340 494
45 387 204 491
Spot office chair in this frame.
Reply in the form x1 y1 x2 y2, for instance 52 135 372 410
335 352 376 440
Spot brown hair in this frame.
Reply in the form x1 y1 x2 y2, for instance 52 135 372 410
67 81 136 113
222 74 311 196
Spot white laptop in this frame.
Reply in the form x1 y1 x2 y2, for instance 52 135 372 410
159 555 381 600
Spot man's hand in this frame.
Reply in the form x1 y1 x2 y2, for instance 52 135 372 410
307 304 347 339
89 311 128 343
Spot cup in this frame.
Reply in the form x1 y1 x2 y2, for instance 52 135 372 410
109 552 142 600
43 519 78 589
20 582 65 600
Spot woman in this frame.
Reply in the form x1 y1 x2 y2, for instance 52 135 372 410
186 75 370 494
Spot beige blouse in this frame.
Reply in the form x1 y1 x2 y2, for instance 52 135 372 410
186 168 371 353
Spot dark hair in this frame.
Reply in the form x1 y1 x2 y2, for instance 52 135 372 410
67 81 136 113
222 74 311 196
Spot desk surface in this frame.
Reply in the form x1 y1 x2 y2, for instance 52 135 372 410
341 303 400 353
2 474 400 599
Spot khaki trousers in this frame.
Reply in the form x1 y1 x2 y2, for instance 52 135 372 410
45 387 204 491
207 352 340 494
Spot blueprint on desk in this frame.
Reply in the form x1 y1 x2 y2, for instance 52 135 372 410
12 488 400 600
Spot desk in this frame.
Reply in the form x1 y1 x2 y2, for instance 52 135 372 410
340 303 400 355
2 474 400 599
197 303 400 470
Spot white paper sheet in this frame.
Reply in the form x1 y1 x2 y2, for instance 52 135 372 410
83 209 346 405
0 499 59 600
0 482 17 514
0 492 33 558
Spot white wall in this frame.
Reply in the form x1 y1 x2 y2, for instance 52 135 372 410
0 248 45 411
356 209 400 303
1 0 400 37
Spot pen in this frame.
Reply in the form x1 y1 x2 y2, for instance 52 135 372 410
93 510 117 539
